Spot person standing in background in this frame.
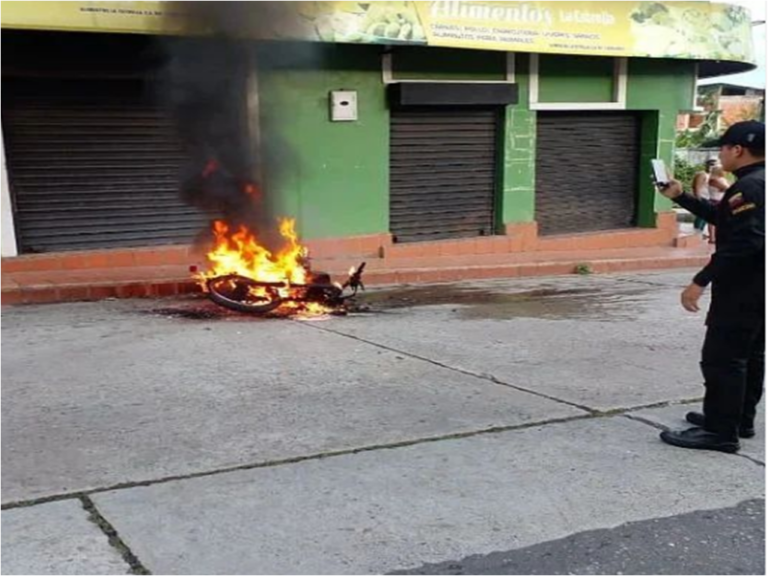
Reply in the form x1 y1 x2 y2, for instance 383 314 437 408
706 165 730 244
691 159 717 235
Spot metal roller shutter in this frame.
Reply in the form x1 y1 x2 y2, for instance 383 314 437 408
390 108 498 243
535 112 640 236
2 77 205 253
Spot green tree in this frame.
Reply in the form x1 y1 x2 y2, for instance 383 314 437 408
676 108 721 148
673 156 704 193
676 86 722 148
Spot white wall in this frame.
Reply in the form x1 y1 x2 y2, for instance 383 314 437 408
0 112 18 257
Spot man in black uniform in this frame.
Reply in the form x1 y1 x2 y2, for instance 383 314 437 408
657 120 765 453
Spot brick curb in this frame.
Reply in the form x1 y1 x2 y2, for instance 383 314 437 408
1 255 709 306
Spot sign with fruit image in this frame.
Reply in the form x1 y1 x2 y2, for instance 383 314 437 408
301 1 427 44
1 1 755 65
294 1 754 63
628 2 752 62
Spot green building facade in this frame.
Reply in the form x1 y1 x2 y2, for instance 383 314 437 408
257 43 694 243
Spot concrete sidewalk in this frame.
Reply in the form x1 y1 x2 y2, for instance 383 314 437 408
2 270 764 575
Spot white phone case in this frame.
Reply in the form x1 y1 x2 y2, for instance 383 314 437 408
651 159 669 186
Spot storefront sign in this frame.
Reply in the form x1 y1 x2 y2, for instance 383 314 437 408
1 1 755 64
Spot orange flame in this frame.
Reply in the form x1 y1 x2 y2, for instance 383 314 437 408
199 218 308 285
196 218 333 317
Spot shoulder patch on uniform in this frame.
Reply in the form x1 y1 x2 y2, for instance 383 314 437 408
728 192 744 207
732 202 756 215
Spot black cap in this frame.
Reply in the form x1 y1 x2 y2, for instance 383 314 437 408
703 120 765 149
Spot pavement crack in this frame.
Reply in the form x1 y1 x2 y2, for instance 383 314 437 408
738 454 766 467
623 413 667 430
299 322 598 415
80 495 151 575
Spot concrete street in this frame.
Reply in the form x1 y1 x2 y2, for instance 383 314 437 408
2 270 764 575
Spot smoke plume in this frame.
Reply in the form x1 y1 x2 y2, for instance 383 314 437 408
155 2 298 250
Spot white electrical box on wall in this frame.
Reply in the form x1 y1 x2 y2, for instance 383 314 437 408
330 90 358 121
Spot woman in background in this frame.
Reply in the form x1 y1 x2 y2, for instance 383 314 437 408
706 165 730 244
691 159 717 235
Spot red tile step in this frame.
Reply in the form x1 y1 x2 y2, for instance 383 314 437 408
2 245 713 306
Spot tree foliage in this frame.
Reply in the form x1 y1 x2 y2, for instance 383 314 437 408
676 108 721 148
673 156 704 193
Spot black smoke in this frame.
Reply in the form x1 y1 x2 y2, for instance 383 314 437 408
155 2 299 250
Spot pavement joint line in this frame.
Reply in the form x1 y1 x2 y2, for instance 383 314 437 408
300 322 599 415
623 414 766 468
80 495 151 575
1 414 594 511
301 321 706 420
1 399 710 512
300 325 702 418
596 396 703 418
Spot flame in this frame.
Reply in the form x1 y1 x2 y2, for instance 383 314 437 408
279 300 334 319
197 218 334 317
199 218 307 284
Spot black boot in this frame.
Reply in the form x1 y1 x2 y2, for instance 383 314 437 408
685 411 756 439
660 427 740 453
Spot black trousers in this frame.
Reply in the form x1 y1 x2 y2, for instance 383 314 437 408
702 322 765 439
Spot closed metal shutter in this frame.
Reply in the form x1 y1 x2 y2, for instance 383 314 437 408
2 77 205 253
535 112 640 236
390 108 498 243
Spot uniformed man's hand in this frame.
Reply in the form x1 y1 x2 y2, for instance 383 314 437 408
657 178 684 199
681 283 704 312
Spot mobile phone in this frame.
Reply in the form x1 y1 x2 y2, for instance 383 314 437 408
650 159 670 188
